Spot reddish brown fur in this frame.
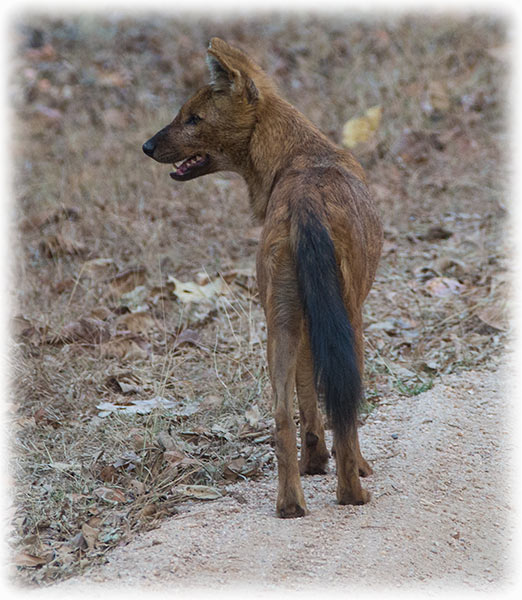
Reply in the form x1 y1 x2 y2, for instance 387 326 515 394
143 38 383 518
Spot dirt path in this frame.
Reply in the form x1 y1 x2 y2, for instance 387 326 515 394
55 364 516 594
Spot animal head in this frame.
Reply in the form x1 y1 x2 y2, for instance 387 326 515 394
142 38 273 181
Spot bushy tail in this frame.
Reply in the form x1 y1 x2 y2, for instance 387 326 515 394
293 207 362 437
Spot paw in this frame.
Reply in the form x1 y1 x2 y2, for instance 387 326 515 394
337 487 371 506
277 502 308 518
300 433 329 475
299 453 329 475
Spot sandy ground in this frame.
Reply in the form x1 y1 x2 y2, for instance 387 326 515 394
51 363 518 597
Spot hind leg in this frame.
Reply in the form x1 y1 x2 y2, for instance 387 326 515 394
296 331 330 475
267 320 307 518
262 254 308 518
355 430 372 477
350 307 373 477
333 308 371 503
334 424 370 505
332 428 372 477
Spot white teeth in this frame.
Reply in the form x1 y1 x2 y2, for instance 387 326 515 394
173 155 203 172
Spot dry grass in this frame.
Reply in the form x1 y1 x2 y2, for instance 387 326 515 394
9 12 510 585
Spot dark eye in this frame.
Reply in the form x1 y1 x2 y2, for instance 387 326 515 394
185 114 202 126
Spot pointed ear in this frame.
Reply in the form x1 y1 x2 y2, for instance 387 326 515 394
206 38 259 104
206 50 240 92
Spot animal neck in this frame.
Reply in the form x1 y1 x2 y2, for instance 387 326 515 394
241 95 332 222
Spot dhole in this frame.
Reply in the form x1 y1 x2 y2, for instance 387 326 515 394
143 38 383 518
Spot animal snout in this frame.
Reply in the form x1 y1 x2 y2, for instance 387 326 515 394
142 138 156 157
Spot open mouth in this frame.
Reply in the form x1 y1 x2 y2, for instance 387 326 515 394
170 154 211 181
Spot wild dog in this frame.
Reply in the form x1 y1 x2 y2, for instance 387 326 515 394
143 38 383 518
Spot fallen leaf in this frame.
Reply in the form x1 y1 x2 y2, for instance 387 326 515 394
68 532 88 551
13 552 51 568
222 267 257 292
163 449 187 466
168 275 227 326
116 312 157 334
93 487 127 504
139 504 157 519
177 485 222 500
127 478 146 496
156 430 178 450
245 404 262 428
172 328 208 351
99 465 118 483
224 457 246 481
194 271 212 286
117 286 150 313
99 336 149 360
107 267 148 296
104 375 141 395
81 523 99 551
89 305 114 321
82 257 116 280
113 451 142 470
476 302 508 331
97 396 178 417
424 277 465 297
419 360 440 372
47 317 111 345
342 105 382 148
168 275 226 304
128 429 146 452
224 457 260 481
435 257 467 278
148 285 171 305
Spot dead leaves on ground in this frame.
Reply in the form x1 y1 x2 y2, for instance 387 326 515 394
368 221 510 388
15 263 258 364
13 397 273 577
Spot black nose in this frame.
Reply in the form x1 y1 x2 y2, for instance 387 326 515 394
142 138 156 157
